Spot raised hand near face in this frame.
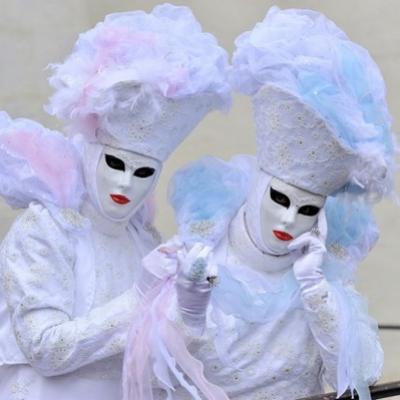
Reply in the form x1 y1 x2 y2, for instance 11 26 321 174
176 243 217 336
288 208 328 292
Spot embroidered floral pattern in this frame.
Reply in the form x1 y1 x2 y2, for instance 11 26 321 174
189 220 215 237
253 86 356 196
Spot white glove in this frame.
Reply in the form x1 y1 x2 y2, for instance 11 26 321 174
176 243 217 335
135 236 183 297
288 208 327 293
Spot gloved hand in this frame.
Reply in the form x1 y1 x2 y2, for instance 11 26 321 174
288 208 327 293
176 243 217 335
135 236 183 297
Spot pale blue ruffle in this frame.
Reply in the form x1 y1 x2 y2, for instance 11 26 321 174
212 265 299 323
169 156 253 246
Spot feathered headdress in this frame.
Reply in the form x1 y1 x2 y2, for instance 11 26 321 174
231 6 395 199
46 4 231 161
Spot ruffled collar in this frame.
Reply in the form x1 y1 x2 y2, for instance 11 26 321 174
210 206 300 324
80 198 129 237
227 206 296 277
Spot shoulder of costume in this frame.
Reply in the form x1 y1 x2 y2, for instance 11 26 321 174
3 202 86 254
168 155 255 247
0 111 87 230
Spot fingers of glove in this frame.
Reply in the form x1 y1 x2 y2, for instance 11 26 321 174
288 232 326 254
287 232 313 252
317 208 328 242
177 260 214 289
187 243 209 261
304 234 326 254
197 245 212 259
177 243 212 277
178 243 203 267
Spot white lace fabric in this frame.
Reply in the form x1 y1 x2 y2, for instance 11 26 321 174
253 85 357 196
98 89 218 161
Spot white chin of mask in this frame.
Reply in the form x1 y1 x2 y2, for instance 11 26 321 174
83 142 161 222
244 170 325 255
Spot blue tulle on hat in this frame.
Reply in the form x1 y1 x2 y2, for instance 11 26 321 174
231 6 396 199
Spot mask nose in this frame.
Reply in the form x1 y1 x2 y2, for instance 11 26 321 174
281 207 297 228
118 171 133 189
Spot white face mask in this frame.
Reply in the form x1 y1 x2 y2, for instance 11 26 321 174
261 177 326 253
96 145 161 221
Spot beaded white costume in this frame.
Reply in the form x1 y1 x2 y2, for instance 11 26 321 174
123 7 395 400
0 4 230 400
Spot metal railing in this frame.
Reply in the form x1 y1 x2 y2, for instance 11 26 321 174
297 381 400 399
379 324 400 331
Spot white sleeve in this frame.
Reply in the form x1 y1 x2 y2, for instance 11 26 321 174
0 203 140 377
300 278 383 393
300 279 341 388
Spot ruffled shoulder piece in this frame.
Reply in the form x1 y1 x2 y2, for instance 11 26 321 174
324 194 379 281
169 155 254 247
0 112 85 210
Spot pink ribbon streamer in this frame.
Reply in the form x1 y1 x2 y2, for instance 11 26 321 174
123 272 229 400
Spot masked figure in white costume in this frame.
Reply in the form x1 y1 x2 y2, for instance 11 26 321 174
0 4 230 400
123 7 396 400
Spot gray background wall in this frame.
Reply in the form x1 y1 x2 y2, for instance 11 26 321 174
0 0 399 391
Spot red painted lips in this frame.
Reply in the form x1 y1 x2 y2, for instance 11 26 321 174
110 194 130 205
273 230 293 241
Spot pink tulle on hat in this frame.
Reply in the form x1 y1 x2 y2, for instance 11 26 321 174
46 4 231 161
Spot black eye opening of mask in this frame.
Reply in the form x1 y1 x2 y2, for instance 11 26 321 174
270 187 320 216
298 205 320 216
134 167 156 178
105 154 125 171
270 187 290 208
